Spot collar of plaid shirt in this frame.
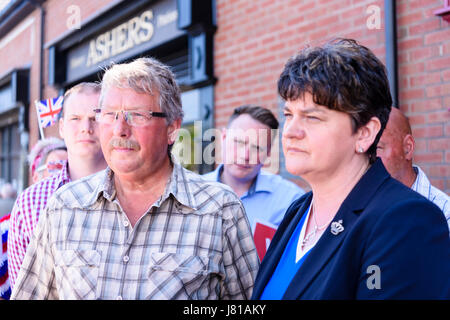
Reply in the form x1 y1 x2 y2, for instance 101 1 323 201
77 158 205 212
57 160 71 187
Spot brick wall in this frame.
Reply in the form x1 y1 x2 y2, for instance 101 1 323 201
397 0 450 193
0 13 38 75
214 0 449 193
0 9 42 157
43 0 116 43
214 0 386 127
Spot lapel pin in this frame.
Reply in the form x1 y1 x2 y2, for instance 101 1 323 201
330 220 344 235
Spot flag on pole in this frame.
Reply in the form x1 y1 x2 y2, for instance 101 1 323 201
35 96 64 130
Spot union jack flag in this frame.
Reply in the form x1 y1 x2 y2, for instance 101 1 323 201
35 96 64 128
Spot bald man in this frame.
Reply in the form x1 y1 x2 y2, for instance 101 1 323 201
377 107 449 231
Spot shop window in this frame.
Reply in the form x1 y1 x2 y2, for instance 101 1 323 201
0 69 29 192
0 123 20 187
160 48 189 84
172 86 214 174
0 85 13 113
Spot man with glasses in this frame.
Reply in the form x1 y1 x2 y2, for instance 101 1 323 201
203 105 305 260
11 57 259 300
8 82 107 289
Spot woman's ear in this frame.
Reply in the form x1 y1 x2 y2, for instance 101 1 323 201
356 116 381 153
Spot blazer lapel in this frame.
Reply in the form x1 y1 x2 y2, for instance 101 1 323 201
252 193 313 299
282 158 390 299
282 203 359 299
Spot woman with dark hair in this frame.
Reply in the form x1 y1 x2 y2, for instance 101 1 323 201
251 39 450 300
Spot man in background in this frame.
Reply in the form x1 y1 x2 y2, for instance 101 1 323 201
8 82 107 288
203 105 305 260
377 107 449 231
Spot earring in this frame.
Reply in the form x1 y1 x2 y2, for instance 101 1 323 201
358 146 364 153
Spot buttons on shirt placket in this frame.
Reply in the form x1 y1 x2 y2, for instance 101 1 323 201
120 235 130 299
122 218 131 264
121 216 131 300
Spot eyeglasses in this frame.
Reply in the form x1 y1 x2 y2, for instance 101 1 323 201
36 160 65 174
94 108 167 127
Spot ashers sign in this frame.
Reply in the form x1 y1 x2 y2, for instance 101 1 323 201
66 0 185 83
86 10 155 67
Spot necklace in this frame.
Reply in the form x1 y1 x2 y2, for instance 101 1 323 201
300 164 369 248
302 202 333 247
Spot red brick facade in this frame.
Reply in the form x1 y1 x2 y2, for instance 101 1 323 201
0 0 448 192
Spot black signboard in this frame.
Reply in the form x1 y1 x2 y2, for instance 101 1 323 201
66 0 185 83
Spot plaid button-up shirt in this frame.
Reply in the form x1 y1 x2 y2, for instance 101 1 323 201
11 162 259 300
8 162 71 288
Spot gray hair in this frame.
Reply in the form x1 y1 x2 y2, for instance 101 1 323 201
100 57 184 125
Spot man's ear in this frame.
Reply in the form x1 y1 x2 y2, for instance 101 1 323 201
58 118 64 139
167 119 181 145
356 116 382 152
403 134 415 161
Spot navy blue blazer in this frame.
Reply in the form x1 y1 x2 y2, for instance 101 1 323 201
252 158 450 299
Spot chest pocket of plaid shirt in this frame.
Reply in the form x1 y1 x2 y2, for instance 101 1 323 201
148 252 221 299
54 250 101 300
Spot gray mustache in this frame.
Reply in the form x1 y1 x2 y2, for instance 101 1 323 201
109 138 140 150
